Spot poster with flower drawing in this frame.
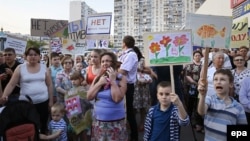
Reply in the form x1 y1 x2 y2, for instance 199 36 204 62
143 30 193 66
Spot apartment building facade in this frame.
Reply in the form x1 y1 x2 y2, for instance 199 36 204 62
114 0 205 48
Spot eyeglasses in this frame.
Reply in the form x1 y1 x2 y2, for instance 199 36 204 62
3 54 13 56
64 62 72 64
234 59 244 62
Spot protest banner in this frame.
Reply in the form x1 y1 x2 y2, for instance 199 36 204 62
4 35 27 55
143 30 193 92
30 18 68 37
65 88 92 134
186 13 232 49
231 17 249 48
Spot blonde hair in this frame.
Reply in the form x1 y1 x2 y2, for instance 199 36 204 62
51 103 65 114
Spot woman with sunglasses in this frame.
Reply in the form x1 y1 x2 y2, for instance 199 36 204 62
231 54 250 101
55 56 74 103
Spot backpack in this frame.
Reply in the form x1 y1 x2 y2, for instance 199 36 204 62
0 96 40 141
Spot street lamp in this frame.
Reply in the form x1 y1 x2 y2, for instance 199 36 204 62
0 27 7 51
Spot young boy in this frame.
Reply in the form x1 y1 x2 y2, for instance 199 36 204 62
47 102 68 141
144 81 189 141
198 69 247 141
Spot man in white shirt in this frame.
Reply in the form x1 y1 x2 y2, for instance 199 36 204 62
118 35 138 141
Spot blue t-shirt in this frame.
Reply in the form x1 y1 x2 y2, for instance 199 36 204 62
150 104 173 141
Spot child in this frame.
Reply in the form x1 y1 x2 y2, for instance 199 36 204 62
198 69 247 141
65 71 92 140
48 102 68 141
144 81 190 141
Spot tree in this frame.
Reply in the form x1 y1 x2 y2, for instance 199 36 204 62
26 40 47 49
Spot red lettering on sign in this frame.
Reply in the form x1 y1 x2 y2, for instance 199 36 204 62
231 0 246 8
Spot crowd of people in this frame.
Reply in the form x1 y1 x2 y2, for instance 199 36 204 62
0 35 249 141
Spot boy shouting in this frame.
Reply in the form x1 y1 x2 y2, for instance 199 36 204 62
198 69 247 141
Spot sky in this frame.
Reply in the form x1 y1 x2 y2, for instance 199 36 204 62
0 0 114 35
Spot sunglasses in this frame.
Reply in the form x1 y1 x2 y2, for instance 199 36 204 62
64 62 72 64
234 59 244 62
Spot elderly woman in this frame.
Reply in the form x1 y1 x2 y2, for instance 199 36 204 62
231 54 250 100
55 56 74 103
87 52 127 141
205 51 225 97
1 47 53 134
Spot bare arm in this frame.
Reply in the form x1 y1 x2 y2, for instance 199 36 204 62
170 93 188 120
39 130 62 140
110 75 127 103
197 81 208 116
45 68 53 107
87 76 104 100
186 76 198 85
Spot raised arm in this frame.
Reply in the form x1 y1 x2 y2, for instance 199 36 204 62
197 80 208 116
110 75 127 103
45 68 53 107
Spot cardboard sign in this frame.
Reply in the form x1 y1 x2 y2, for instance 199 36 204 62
86 14 112 35
231 17 249 48
30 19 68 37
4 35 27 55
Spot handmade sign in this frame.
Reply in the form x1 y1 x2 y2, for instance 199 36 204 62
230 17 248 48
143 30 192 66
65 88 92 134
186 13 232 48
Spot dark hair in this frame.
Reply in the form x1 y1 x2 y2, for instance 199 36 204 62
25 47 40 56
193 50 203 57
61 56 74 66
4 48 16 54
92 49 106 56
157 81 171 90
233 54 244 59
239 46 249 51
133 46 143 61
69 71 84 80
213 69 234 83
100 52 118 70
50 52 60 59
123 35 135 48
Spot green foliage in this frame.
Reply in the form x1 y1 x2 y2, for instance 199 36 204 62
26 40 47 50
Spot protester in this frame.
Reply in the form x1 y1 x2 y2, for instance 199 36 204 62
55 56 74 103
239 77 250 124
87 52 127 141
198 69 247 141
0 48 21 104
1 47 53 134
144 81 189 141
48 102 68 141
231 54 250 101
185 50 203 132
133 46 152 131
118 35 139 141
49 52 63 103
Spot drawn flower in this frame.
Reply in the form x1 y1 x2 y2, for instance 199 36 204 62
160 36 172 46
173 34 188 46
149 42 161 59
160 36 172 56
173 34 189 56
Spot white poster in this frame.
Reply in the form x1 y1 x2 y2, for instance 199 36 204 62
86 14 112 35
4 36 27 55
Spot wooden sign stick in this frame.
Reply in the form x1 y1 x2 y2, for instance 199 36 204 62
170 64 175 93
200 47 209 84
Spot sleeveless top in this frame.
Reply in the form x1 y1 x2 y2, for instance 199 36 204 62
86 66 97 85
20 63 48 104
94 81 125 121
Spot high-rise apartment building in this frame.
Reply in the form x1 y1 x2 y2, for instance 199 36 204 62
69 1 97 22
114 0 205 48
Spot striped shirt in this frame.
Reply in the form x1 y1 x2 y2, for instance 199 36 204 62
48 118 68 141
204 95 247 141
144 104 190 141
